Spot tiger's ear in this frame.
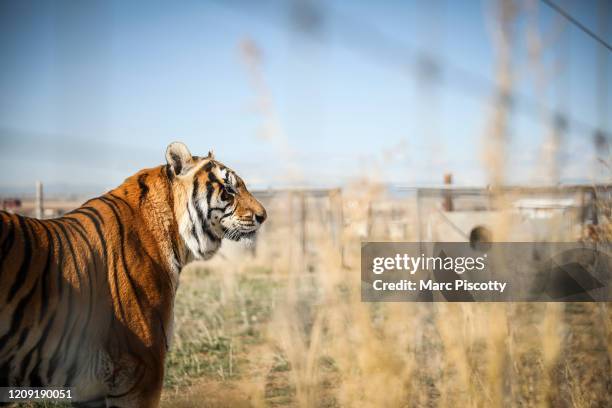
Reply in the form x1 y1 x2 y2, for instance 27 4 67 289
166 142 194 176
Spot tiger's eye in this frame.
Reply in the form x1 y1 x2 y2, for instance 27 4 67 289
220 190 232 202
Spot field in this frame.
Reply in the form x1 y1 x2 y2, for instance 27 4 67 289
9 185 612 408
157 186 612 408
8 186 612 408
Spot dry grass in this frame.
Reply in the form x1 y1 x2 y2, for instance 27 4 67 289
157 186 611 408
14 186 610 408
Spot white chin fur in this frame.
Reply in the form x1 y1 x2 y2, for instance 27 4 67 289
238 234 256 248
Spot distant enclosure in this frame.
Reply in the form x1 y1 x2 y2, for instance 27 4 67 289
3 184 611 248
203 183 612 273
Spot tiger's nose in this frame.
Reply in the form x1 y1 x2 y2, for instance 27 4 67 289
254 209 267 224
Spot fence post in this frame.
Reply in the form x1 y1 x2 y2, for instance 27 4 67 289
442 172 454 211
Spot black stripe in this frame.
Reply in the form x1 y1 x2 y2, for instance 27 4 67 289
0 212 6 247
187 205 203 253
65 359 78 387
38 221 54 323
205 181 214 206
108 193 134 214
80 206 106 226
196 181 223 241
99 196 123 218
137 174 149 205
168 228 181 270
63 217 95 250
202 160 215 172
192 177 200 202
192 178 208 231
69 208 108 268
220 208 235 221
0 360 9 386
203 226 218 242
0 213 16 265
12 328 31 384
165 164 174 181
156 311 169 351
7 216 33 303
49 224 64 299
73 197 105 212
52 220 83 289
17 326 30 348
18 330 33 383
193 160 215 180
0 264 39 351
208 171 221 184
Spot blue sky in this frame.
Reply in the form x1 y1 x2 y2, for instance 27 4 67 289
0 0 610 195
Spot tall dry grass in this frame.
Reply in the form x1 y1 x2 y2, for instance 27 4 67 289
159 181 610 408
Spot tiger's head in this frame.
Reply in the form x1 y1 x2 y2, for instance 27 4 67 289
165 142 266 260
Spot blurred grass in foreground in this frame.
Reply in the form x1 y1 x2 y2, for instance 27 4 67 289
158 185 611 408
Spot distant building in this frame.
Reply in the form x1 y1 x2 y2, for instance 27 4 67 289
1 198 22 212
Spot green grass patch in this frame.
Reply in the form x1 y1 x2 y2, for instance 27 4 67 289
164 266 278 390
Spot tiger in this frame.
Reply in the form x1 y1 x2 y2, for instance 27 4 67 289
0 142 266 407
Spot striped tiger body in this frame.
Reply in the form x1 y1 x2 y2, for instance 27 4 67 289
0 142 266 407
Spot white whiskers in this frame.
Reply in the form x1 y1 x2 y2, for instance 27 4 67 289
223 226 257 247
